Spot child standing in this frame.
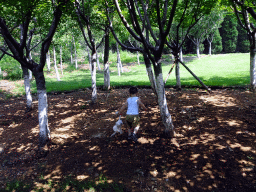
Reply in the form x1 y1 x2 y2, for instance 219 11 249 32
118 87 147 142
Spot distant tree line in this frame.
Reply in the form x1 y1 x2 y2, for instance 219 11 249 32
182 14 249 55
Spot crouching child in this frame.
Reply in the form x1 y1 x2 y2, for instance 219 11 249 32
118 86 147 142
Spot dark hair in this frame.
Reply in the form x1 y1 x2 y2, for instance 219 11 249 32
129 86 138 95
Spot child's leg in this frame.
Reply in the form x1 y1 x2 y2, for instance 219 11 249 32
132 116 140 135
133 126 140 134
126 115 133 136
128 129 132 136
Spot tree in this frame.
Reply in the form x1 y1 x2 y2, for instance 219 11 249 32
165 0 215 92
75 0 108 104
236 23 250 53
109 0 180 136
221 14 238 53
0 0 70 150
228 0 256 91
211 28 223 54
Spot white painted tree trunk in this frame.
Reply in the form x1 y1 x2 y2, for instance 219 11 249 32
71 40 73 64
179 47 183 62
86 45 92 71
155 70 175 136
196 43 200 58
74 38 78 69
29 52 33 80
96 51 101 70
175 62 181 90
137 51 140 65
60 45 63 75
250 47 256 91
116 43 123 75
209 42 212 56
53 46 61 81
46 51 51 71
91 51 97 103
38 89 50 148
104 62 110 90
146 66 157 93
22 65 32 111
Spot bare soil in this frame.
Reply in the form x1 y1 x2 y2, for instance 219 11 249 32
0 84 256 191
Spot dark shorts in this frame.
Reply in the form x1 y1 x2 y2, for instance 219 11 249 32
126 115 140 128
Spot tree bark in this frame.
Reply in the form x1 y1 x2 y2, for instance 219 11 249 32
33 70 50 149
29 52 33 80
103 32 110 90
22 66 32 112
73 37 78 69
53 46 60 81
196 43 200 58
143 52 156 94
250 47 256 91
137 51 140 65
86 45 91 71
46 51 50 71
60 45 63 75
96 51 101 70
154 63 175 136
175 61 181 90
208 41 212 56
91 48 97 104
116 42 123 75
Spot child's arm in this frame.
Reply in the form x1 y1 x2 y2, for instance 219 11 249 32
138 98 147 111
118 101 128 116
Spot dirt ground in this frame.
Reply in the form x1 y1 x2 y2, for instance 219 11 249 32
0 84 256 191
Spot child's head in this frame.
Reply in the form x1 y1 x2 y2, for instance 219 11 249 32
129 86 138 95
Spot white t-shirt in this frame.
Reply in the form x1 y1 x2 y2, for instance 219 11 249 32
126 97 139 115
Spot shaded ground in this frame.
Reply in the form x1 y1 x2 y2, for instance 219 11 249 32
0 87 256 191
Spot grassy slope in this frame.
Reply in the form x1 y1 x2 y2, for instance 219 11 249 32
12 53 250 95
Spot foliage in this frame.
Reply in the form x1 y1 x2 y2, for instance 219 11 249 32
0 56 23 80
212 29 223 54
221 14 238 53
236 24 250 53
3 174 126 192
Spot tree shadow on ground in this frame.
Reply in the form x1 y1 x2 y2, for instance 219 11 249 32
0 88 256 191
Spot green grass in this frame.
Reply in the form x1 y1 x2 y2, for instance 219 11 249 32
2 53 251 96
163 53 250 87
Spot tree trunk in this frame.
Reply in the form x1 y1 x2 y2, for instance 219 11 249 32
175 61 181 90
103 32 110 90
34 71 50 150
196 43 200 58
60 45 63 75
153 61 175 136
96 51 101 70
179 47 183 62
46 51 50 71
208 41 212 56
22 66 32 112
73 37 78 69
53 46 61 81
116 42 123 75
29 52 33 80
143 52 156 94
250 47 256 91
137 51 140 65
71 40 73 64
91 49 97 104
86 45 92 71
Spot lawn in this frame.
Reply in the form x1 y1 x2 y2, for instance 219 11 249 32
4 53 251 96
